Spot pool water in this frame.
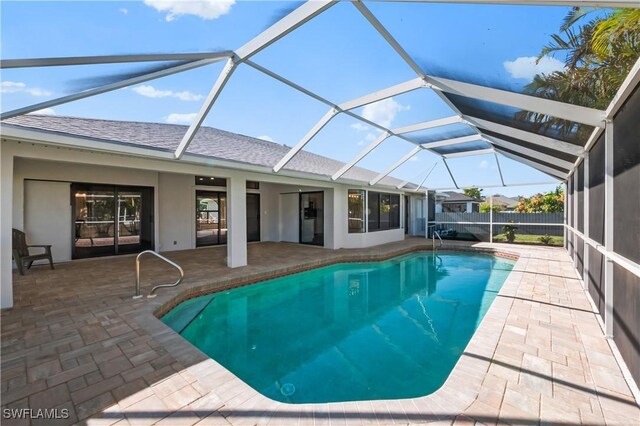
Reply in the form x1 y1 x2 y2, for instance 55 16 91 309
162 252 514 403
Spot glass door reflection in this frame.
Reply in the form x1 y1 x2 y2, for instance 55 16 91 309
74 188 116 257
196 191 227 246
300 191 324 246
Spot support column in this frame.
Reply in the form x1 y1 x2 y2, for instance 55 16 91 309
424 193 429 239
604 120 614 338
227 175 247 268
583 151 590 290
489 195 494 243
573 170 578 264
0 144 14 308
563 181 568 250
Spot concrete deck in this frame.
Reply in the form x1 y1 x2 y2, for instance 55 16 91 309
1 239 638 425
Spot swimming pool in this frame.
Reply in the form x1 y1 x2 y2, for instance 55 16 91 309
162 251 515 403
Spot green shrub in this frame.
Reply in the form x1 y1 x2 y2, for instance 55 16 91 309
538 235 553 245
502 221 518 243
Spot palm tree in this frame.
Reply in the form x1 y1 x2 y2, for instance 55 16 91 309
515 7 640 134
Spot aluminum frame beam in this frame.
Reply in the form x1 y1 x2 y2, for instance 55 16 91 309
442 158 458 189
420 134 482 149
443 148 494 158
176 1 335 159
235 0 336 61
1 58 222 120
464 115 585 157
604 120 614 337
338 78 425 111
415 161 439 192
174 58 237 159
370 145 422 185
332 131 391 180
393 115 462 134
494 153 506 186
482 134 574 170
368 0 639 8
273 108 339 172
428 76 605 127
353 2 426 79
495 149 567 180
332 116 463 181
0 52 234 69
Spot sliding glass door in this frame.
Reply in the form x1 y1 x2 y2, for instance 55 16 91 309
196 191 227 247
72 184 153 259
300 191 324 246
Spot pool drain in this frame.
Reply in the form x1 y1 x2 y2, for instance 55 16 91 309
280 383 296 396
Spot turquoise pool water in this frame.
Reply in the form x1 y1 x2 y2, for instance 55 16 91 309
162 252 514 403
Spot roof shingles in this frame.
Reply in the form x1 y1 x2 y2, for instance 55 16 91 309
2 115 409 188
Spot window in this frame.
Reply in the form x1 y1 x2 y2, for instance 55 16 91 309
195 176 227 187
366 191 401 232
368 191 379 231
348 190 365 233
246 181 260 190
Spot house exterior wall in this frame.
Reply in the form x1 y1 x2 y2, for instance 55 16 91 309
1 137 411 307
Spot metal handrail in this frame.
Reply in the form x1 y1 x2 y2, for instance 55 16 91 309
134 250 184 299
427 224 444 248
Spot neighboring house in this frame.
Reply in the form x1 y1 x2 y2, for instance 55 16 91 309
485 194 520 211
435 191 482 213
0 115 432 308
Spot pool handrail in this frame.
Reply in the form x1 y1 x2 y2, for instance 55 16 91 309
134 250 184 299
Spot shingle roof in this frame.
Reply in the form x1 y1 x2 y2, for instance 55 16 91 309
1 115 411 188
441 191 482 203
486 194 519 208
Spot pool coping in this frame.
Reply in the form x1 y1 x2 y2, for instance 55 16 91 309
130 244 524 423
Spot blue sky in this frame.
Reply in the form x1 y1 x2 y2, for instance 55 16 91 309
1 0 587 197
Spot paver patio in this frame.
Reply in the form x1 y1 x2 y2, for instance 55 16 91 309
1 239 638 425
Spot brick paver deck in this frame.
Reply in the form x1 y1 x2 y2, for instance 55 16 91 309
1 239 638 425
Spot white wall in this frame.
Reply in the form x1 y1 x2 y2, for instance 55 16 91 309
158 172 194 251
1 144 14 308
279 193 299 243
12 158 159 262
343 229 405 249
24 180 72 262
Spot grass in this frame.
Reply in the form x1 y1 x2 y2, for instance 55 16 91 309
492 233 564 246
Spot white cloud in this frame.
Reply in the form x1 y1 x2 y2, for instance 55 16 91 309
351 122 369 132
28 108 56 116
257 135 275 142
119 8 128 15
479 160 489 169
503 56 565 80
144 0 235 22
361 97 410 128
132 85 203 101
1 81 52 97
166 113 198 124
357 132 377 146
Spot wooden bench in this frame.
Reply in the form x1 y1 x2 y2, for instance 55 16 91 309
12 228 54 275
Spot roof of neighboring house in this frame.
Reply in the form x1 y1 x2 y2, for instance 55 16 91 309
1 115 412 188
486 194 520 208
440 191 482 203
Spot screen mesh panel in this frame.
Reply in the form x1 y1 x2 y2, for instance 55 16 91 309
613 265 640 385
589 135 605 245
446 93 593 146
496 146 569 174
611 85 640 386
403 123 477 144
567 176 574 258
430 140 491 155
481 129 579 163
613 86 640 264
